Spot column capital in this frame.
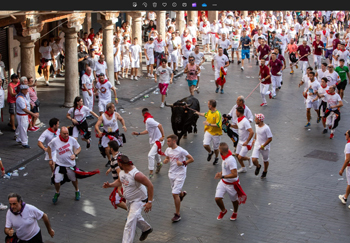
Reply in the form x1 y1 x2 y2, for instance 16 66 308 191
64 12 86 33
15 13 43 40
14 35 37 46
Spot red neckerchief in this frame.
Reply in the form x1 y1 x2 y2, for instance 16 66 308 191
321 84 327 89
221 150 233 160
307 23 309 26
104 111 114 117
122 26 126 30
143 112 153 123
186 44 191 50
157 38 163 43
203 22 207 27
48 127 57 135
99 79 108 84
347 140 350 144
98 60 104 65
59 135 69 143
237 115 246 123
239 104 246 109
326 90 335 95
84 72 90 77
76 105 83 112
323 30 326 35
183 33 188 37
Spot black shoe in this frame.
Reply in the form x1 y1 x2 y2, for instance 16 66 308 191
139 227 153 241
232 60 234 64
238 60 241 65
207 151 214 162
281 81 283 85
213 157 219 165
322 128 328 134
255 165 261 176
87 140 91 148
256 60 259 65
261 171 267 179
105 160 111 167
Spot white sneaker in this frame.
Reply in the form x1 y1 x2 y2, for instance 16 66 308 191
53 74 56 78
0 130 3 135
118 75 123 79
130 75 134 80
0 203 8 210
122 73 125 78
160 102 164 108
45 81 50 86
339 194 347 205
237 167 247 173
241 66 244 71
249 157 253 168
147 73 151 77
150 74 154 78
116 80 120 85
134 76 138 81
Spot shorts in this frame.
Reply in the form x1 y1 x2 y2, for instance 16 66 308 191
232 47 238 51
202 37 210 45
236 143 251 157
338 20 344 26
203 131 221 150
158 83 169 95
241 49 250 59
325 49 333 59
8 103 15 114
114 63 121 72
215 180 238 201
306 99 319 110
54 166 76 183
101 133 119 148
336 80 347 91
187 79 198 87
31 105 39 113
251 147 270 162
347 166 350 185
72 125 85 138
169 53 178 63
98 100 109 113
131 59 140 68
146 56 155 65
169 174 186 194
122 57 130 68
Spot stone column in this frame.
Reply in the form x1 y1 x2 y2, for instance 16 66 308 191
131 12 143 76
176 11 185 34
126 13 133 39
156 11 166 39
208 11 218 23
84 13 92 33
15 36 37 79
101 21 115 86
187 11 198 25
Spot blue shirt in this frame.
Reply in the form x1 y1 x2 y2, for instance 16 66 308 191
240 36 251 50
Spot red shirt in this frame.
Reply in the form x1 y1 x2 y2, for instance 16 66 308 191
268 58 283 76
297 45 311 61
257 44 271 60
333 38 340 50
260 65 271 84
277 54 285 66
88 33 95 41
7 82 19 103
312 41 324 55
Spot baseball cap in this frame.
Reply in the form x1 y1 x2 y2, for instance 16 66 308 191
255 113 265 122
149 37 154 41
272 31 276 34
186 39 191 43
11 73 19 80
19 84 29 90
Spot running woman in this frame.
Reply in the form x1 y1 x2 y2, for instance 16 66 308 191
251 113 273 179
163 134 194 222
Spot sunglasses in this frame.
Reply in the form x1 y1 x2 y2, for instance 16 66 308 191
189 59 195 61
328 67 333 68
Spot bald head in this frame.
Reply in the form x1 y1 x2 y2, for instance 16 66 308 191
85 66 91 75
236 96 245 106
60 127 69 140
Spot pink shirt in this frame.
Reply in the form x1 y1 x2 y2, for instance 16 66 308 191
28 87 38 107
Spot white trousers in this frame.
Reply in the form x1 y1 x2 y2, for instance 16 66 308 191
271 75 281 97
211 34 218 51
148 141 164 170
260 83 270 103
82 90 93 111
15 114 29 145
299 60 308 74
313 55 321 69
122 200 151 243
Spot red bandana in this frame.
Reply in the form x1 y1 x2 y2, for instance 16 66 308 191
98 60 104 65
105 111 114 117
143 112 153 123
203 23 207 28
323 30 327 35
59 135 69 143
99 79 108 84
321 84 327 89
347 140 350 144
48 128 57 135
157 38 162 43
186 44 191 50
326 90 335 95
237 115 246 123
221 150 233 160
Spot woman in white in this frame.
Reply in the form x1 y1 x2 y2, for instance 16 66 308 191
338 130 350 207
39 39 54 86
66 96 98 148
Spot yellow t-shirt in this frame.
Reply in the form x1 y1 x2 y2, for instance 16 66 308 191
204 110 222 136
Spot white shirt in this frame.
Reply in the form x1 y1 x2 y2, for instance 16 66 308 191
324 92 342 109
81 72 94 90
0 87 4 108
167 38 181 54
95 80 113 102
218 39 231 49
190 51 205 65
119 167 148 202
182 45 195 59
5 204 44 241
15 94 30 115
68 106 91 122
156 66 172 84
39 46 52 59
254 124 273 150
316 68 327 80
165 146 190 177
187 25 198 38
213 54 229 71
130 44 142 61
199 22 211 38
344 143 350 160
145 118 162 144
38 128 61 160
228 104 254 134
121 42 131 58
318 84 329 102
306 80 321 101
222 154 238 183
94 61 107 76
144 43 155 57
237 117 252 145
324 71 340 86
48 136 80 167
113 46 120 64
154 39 167 53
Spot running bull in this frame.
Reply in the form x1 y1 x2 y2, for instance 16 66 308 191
165 95 200 145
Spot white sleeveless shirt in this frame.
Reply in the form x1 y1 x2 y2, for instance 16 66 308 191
119 167 148 202
102 112 119 133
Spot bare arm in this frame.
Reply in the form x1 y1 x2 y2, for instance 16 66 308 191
340 153 350 176
135 172 154 212
116 112 127 131
157 124 165 141
42 213 55 238
103 178 122 188
163 156 170 164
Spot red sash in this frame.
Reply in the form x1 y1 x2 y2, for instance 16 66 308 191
221 178 247 204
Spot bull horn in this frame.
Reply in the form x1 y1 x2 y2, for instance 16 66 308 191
164 102 173 107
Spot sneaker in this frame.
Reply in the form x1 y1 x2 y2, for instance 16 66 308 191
75 191 81 201
220 89 224 94
160 103 164 108
230 212 238 221
237 167 247 173
262 103 267 107
116 80 120 85
238 60 241 65
322 128 328 134
317 117 321 123
87 139 91 148
272 95 276 99
269 93 272 99
130 75 134 80
171 213 181 222
139 227 153 241
215 88 219 93
290 70 294 74
241 66 244 71
118 75 123 79
196 86 200 94
296 65 298 69
149 174 154 179
255 164 261 176
105 160 111 167
249 157 253 169
53 74 56 78
281 81 283 85
52 192 60 204
28 127 36 132
339 194 347 205
46 81 50 86
150 74 154 78
330 133 334 139
179 191 187 201
134 76 138 81
217 209 227 220
260 103 265 106
207 151 214 161
256 60 259 65
304 122 310 127
0 203 8 210
155 162 163 173
261 171 267 179
213 157 219 165
22 145 31 149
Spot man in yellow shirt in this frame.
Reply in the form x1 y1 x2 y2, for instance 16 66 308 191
196 99 222 165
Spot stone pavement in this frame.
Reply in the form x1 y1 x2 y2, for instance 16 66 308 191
1 52 350 242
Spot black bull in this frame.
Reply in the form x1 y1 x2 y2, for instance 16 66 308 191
165 96 200 145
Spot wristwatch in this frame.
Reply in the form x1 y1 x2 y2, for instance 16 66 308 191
221 175 225 179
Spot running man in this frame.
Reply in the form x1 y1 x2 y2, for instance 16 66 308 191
238 29 251 71
297 39 311 74
258 59 271 106
94 73 118 116
335 59 350 99
338 130 350 207
154 58 173 108
303 71 321 128
212 47 229 94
